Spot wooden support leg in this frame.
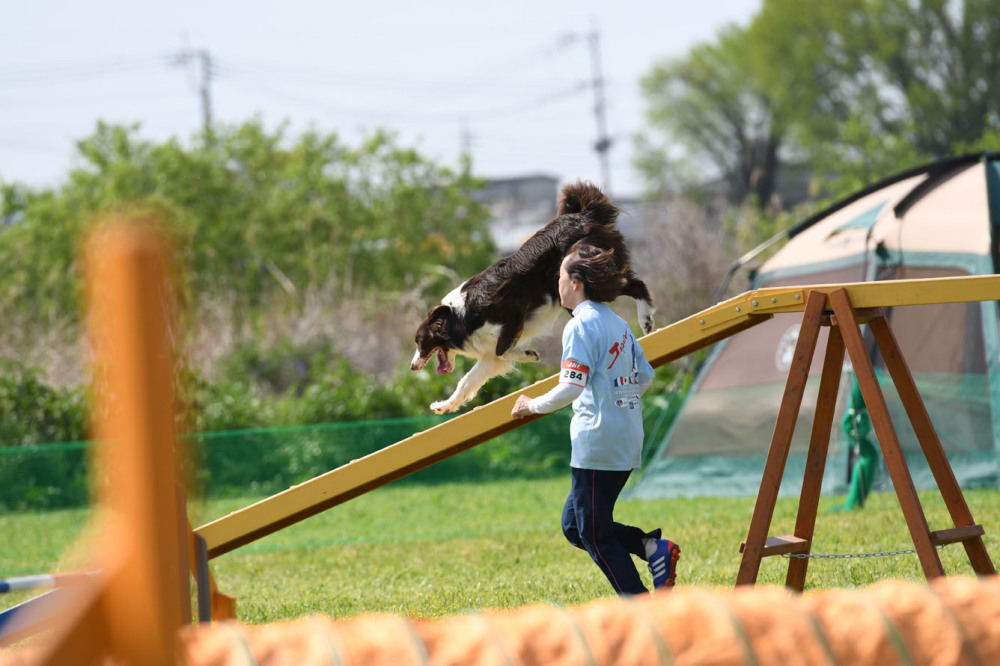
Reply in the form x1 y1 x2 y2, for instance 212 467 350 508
736 290 827 586
828 289 945 579
186 516 237 622
785 326 846 591
868 316 997 576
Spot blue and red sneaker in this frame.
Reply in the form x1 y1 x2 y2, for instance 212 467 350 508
648 539 681 589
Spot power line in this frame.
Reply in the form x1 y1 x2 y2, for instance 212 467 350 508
0 137 67 154
219 72 589 125
0 39 593 130
1 35 613 177
216 36 580 100
219 61 570 102
0 55 170 86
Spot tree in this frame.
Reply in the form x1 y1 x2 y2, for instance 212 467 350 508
749 0 1000 189
637 0 1000 204
0 121 495 387
635 26 786 210
0 121 493 327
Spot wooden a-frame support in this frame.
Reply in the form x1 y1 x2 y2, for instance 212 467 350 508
736 288 997 590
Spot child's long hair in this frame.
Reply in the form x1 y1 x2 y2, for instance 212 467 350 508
563 241 628 303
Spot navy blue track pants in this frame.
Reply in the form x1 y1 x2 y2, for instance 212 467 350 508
561 467 655 596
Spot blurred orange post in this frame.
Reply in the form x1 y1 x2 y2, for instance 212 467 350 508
39 220 187 665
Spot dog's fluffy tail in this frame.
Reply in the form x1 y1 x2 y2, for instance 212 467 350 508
556 180 618 223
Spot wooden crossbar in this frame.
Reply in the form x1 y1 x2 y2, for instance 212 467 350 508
738 535 809 557
930 525 986 546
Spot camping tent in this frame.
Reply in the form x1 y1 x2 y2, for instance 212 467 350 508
631 152 1000 499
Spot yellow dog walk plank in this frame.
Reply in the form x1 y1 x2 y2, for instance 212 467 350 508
195 275 1000 558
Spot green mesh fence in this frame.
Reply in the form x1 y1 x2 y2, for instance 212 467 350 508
630 370 1000 499
0 441 91 512
0 411 580 514
0 395 680 514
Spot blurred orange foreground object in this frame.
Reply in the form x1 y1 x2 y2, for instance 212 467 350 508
172 576 1000 666
0 220 203 665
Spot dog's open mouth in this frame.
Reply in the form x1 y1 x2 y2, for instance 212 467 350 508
434 349 453 375
412 348 454 375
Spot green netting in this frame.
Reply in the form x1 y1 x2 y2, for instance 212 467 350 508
629 370 1000 499
186 411 577 499
0 410 593 514
631 247 1000 500
0 441 91 511
0 395 678 514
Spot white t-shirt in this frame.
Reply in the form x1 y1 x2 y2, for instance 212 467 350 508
529 300 654 470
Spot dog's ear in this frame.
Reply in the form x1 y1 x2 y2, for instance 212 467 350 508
416 304 453 351
429 304 450 320
427 304 452 331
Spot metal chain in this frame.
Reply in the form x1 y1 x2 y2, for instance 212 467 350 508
782 544 946 560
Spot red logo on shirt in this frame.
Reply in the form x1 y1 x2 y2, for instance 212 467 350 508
607 331 629 369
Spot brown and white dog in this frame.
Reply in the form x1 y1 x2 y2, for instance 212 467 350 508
410 180 655 413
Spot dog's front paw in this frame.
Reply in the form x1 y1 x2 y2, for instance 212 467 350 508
642 315 656 335
523 349 540 363
430 400 459 414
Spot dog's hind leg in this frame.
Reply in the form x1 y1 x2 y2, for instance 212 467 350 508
623 274 656 334
430 358 513 414
501 347 541 364
635 298 656 335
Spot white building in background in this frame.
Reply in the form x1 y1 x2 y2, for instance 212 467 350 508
475 174 655 255
474 175 559 254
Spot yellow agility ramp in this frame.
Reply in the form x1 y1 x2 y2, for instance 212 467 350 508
195 274 1000 559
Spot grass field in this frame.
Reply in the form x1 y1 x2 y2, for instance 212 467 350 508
2 476 999 624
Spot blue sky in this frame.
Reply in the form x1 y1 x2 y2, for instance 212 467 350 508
2 0 760 197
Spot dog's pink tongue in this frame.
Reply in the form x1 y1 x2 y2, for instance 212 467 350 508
436 350 452 375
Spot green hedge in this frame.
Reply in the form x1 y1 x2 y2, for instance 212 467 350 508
0 360 88 447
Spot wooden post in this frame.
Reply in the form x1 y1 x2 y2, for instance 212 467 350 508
867 314 996 576
828 288 945 579
785 326 845 591
736 290 827 586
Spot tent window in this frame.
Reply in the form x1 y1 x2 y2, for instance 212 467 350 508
828 201 885 237
882 266 986 375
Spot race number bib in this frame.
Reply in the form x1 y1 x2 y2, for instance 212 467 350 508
560 360 589 388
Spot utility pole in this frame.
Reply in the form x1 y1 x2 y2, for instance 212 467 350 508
171 49 214 145
459 122 473 162
587 28 612 195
